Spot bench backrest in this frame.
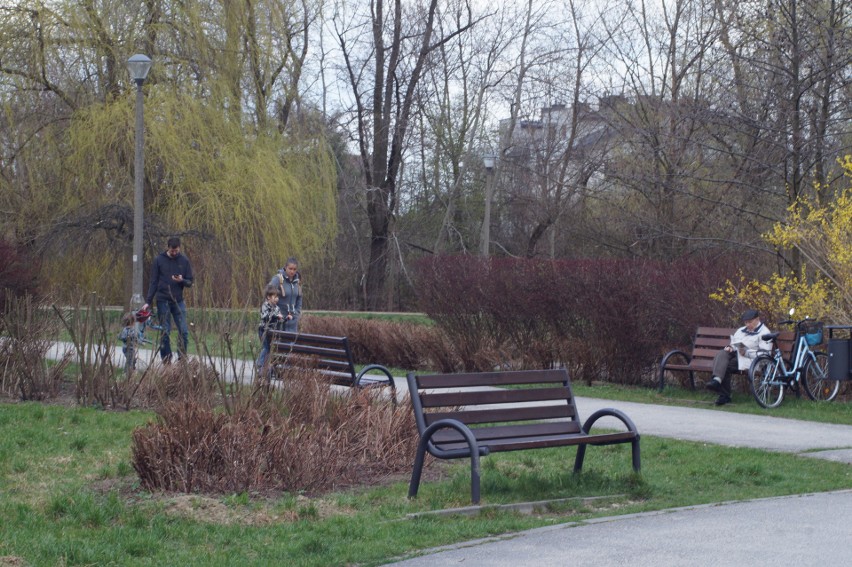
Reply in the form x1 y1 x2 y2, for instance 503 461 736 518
269 330 357 383
690 326 796 367
689 327 736 370
408 368 583 441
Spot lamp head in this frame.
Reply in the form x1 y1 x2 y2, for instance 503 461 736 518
127 54 152 84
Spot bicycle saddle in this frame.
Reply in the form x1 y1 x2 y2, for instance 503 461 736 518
761 332 780 341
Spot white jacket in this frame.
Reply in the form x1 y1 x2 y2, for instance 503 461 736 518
732 322 773 370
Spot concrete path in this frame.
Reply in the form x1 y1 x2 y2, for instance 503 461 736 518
388 490 852 566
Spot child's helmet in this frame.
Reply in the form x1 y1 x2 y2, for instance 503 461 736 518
135 308 152 323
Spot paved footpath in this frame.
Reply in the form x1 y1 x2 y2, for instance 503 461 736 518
387 490 852 566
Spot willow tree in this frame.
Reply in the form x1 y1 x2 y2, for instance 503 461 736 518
58 91 337 305
0 0 335 305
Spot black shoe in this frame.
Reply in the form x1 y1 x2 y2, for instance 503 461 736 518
706 379 722 393
714 394 732 406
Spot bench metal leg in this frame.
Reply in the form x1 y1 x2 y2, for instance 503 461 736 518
409 420 484 505
573 444 587 473
470 453 481 505
631 438 641 472
408 439 428 499
574 439 641 474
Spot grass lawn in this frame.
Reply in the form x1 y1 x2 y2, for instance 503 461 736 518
571 381 852 425
1 400 851 566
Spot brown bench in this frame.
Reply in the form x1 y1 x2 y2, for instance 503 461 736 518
407 368 641 504
658 327 794 391
269 329 396 399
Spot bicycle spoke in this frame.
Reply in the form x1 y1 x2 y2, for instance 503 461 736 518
802 352 840 402
749 355 784 409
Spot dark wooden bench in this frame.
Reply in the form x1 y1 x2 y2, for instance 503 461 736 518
407 368 641 504
269 329 396 399
658 327 795 391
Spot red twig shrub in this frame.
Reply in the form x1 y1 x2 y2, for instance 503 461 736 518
0 295 69 400
415 255 736 384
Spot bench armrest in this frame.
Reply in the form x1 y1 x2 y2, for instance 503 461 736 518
658 349 692 391
580 408 639 436
355 364 397 402
410 418 489 504
660 349 691 368
355 363 394 384
419 418 490 459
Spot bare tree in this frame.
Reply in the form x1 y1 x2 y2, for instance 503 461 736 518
332 0 474 309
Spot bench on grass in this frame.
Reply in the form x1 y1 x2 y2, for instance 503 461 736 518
658 327 795 391
407 368 641 504
268 329 396 399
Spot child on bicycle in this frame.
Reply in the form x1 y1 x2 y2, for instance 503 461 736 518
118 312 144 373
256 285 285 375
706 309 773 405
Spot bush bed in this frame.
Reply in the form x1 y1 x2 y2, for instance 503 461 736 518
415 255 738 384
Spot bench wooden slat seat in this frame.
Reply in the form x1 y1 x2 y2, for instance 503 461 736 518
407 368 641 504
659 327 795 391
268 329 396 396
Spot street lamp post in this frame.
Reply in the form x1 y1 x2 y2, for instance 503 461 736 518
127 54 152 311
480 155 496 257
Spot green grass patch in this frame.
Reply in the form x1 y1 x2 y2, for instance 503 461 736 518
572 381 852 425
1 401 850 566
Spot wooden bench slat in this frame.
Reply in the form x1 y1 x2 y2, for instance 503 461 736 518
279 357 352 372
419 386 571 408
272 343 349 360
424 403 575 426
432 422 582 444
696 327 738 335
436 431 638 453
415 369 569 389
692 347 727 358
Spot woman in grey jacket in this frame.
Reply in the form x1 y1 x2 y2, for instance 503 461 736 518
269 257 302 332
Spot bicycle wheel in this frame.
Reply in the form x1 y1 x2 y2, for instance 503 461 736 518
749 355 785 409
802 352 840 402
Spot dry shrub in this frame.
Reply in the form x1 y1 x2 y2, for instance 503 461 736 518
133 358 219 410
301 315 455 371
0 295 69 400
131 368 417 494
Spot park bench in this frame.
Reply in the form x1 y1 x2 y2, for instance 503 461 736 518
268 329 396 399
658 327 795 391
407 368 641 504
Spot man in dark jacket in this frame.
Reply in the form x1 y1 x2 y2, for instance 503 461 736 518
141 237 194 362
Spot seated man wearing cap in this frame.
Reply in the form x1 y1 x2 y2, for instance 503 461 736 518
706 309 773 405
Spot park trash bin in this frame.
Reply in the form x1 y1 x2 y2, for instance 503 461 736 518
826 326 852 381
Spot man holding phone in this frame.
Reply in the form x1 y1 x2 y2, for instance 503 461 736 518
142 237 194 362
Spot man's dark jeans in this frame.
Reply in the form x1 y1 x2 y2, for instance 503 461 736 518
156 299 188 361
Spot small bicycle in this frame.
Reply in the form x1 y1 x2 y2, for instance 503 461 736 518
748 311 841 408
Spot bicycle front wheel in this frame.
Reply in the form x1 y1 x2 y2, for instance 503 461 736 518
749 355 785 409
802 352 840 402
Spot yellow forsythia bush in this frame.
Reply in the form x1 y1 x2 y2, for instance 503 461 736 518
713 155 852 323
